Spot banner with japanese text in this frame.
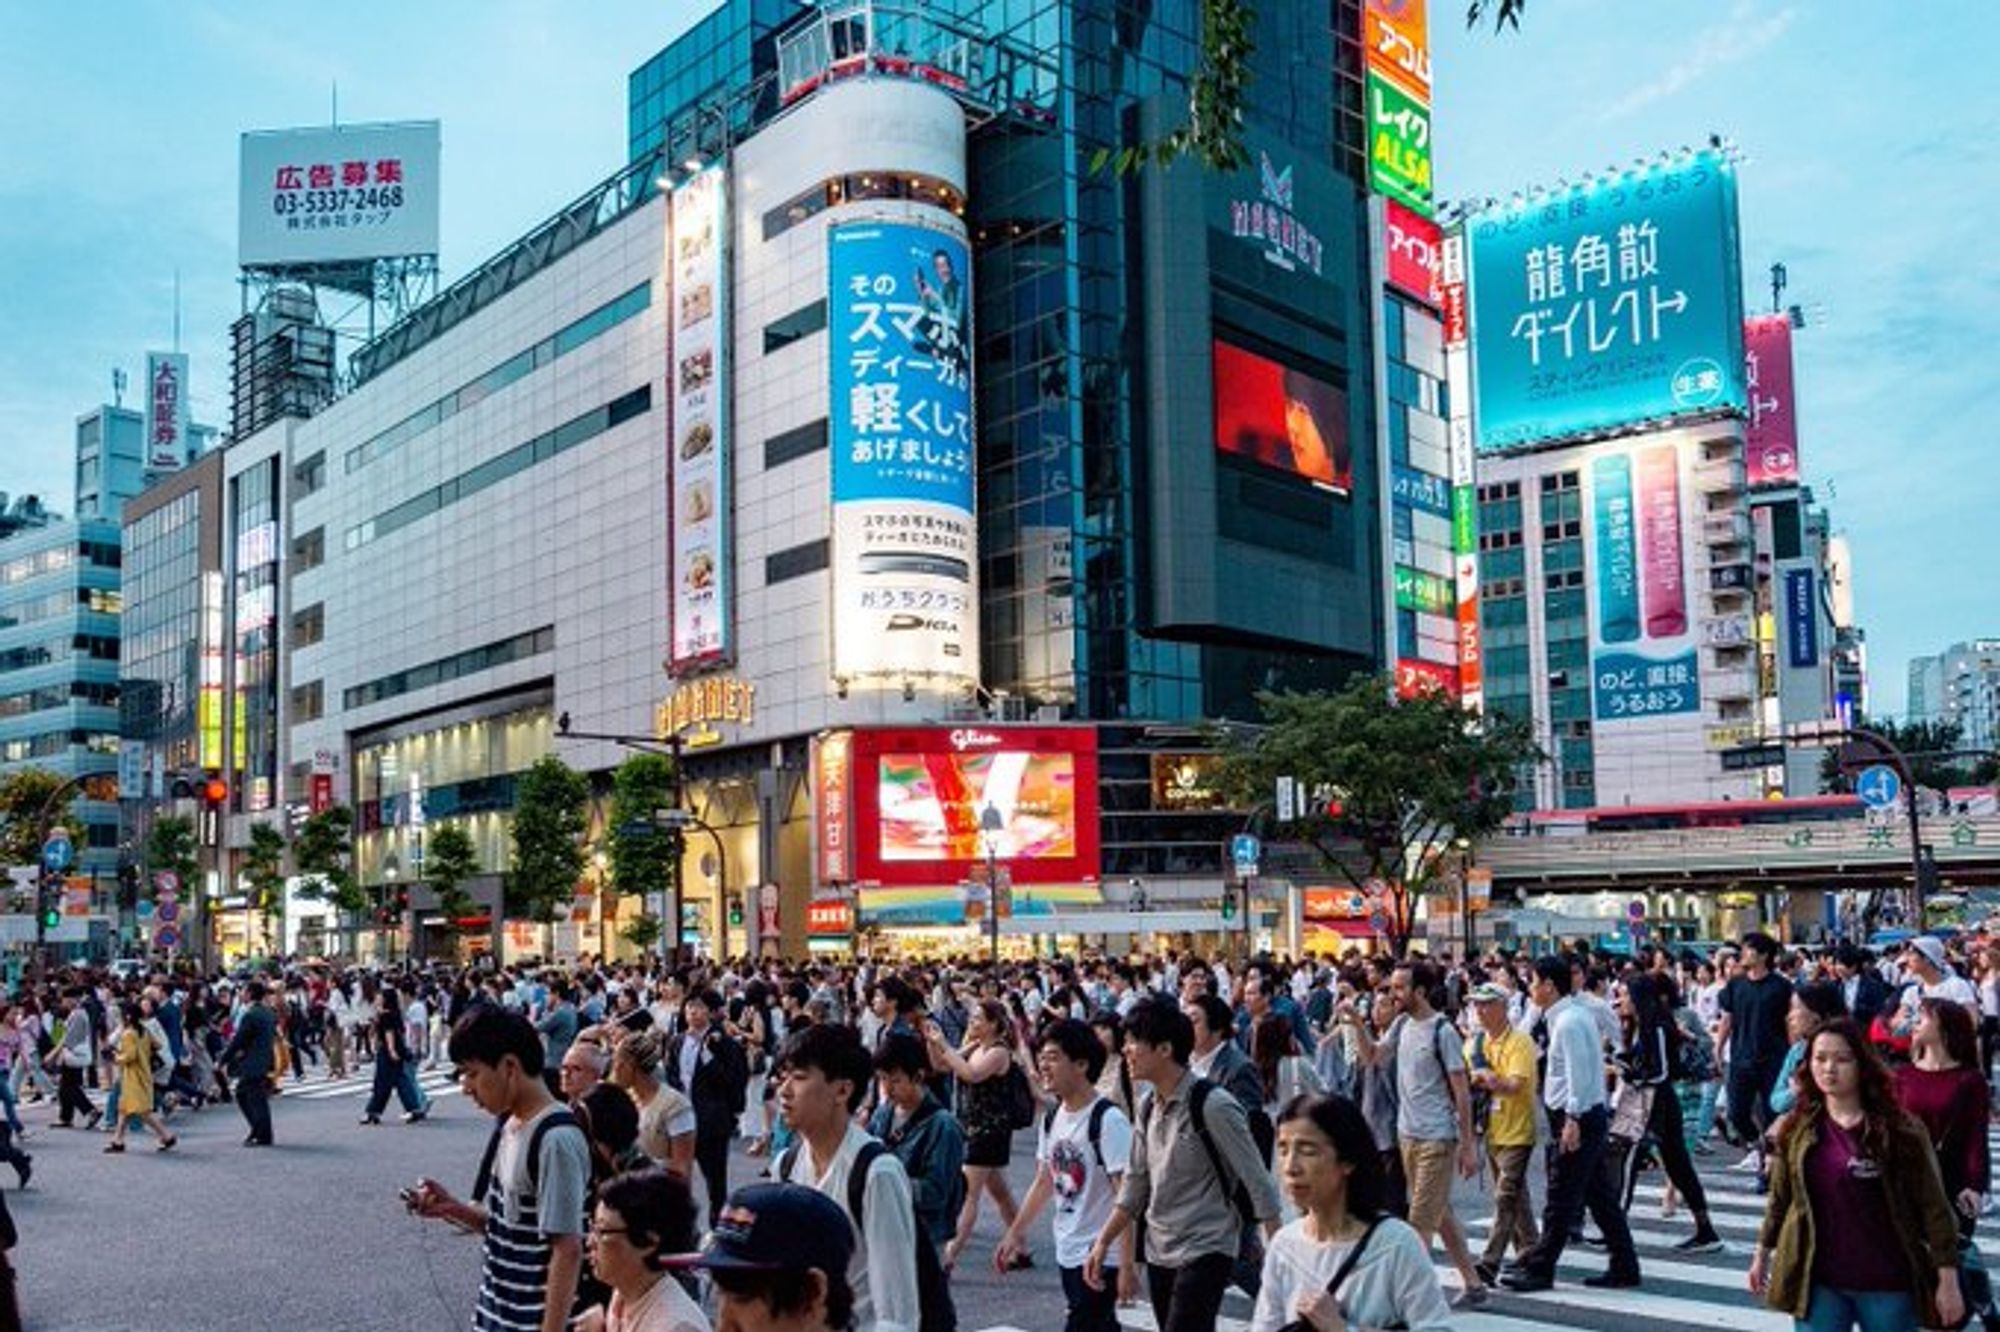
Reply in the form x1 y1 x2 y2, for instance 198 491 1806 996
1585 435 1702 721
1367 72 1433 217
668 166 732 672
1744 314 1800 486
1467 149 1746 451
144 352 189 471
827 219 979 683
238 120 439 267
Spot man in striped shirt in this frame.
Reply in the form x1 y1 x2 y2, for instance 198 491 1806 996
413 1009 590 1332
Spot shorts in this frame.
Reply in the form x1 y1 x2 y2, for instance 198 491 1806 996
966 1126 1013 1168
1399 1137 1457 1237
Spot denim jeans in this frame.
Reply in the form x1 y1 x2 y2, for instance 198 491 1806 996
0 1073 21 1133
1796 1284 1917 1332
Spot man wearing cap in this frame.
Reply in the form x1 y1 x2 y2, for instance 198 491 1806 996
1894 935 1980 1036
1464 982 1538 1287
671 1182 856 1332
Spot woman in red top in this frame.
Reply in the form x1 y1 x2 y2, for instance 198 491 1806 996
1892 997 1990 1237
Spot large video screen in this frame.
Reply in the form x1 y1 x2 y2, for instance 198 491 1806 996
878 750 1078 862
1212 338 1351 494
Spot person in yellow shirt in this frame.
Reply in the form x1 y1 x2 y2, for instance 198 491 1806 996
1465 984 1538 1286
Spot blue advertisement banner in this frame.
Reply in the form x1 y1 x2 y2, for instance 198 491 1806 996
1468 150 1745 451
1391 463 1452 517
1585 437 1701 723
828 222 974 509
1594 648 1699 721
1592 453 1639 644
1785 568 1819 668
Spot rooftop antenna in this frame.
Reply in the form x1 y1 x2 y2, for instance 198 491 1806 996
1769 261 1787 315
112 367 127 409
173 268 182 352
331 80 339 128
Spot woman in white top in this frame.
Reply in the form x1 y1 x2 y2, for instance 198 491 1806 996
577 1168 711 1332
1253 1093 1453 1332
611 1029 697 1180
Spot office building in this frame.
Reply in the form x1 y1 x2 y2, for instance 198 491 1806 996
1908 640 2000 750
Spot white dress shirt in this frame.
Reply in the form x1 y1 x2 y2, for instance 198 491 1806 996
1542 995 1608 1117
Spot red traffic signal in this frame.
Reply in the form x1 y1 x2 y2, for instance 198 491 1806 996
200 773 228 808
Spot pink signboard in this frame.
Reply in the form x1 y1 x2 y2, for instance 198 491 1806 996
1744 315 1799 487
1383 200 1442 308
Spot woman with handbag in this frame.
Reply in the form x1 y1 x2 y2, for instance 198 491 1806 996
1251 1093 1452 1332
1612 974 1722 1253
1749 1018 1964 1331
1894 998 1997 1329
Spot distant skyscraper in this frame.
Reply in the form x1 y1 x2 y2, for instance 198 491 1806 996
1908 641 2000 749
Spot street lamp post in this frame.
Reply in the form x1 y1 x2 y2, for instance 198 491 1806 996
1452 836 1473 963
980 802 1005 965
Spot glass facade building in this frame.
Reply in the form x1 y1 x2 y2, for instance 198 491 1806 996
0 518 126 882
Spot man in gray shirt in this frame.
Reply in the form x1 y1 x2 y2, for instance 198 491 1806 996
1355 961 1487 1309
1085 997 1280 1332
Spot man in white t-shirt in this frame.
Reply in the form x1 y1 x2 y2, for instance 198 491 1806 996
997 1019 1135 1332
1895 935 1980 1033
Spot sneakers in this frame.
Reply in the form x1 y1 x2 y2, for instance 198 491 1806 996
1583 1270 1642 1289
402 1109 428 1124
1727 1150 1764 1173
1674 1231 1724 1255
1474 1260 1500 1288
1451 1285 1490 1310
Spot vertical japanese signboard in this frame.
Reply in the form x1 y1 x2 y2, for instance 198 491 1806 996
1785 568 1819 668
813 730 854 887
1744 314 1800 487
1367 74 1434 217
1467 149 1746 452
1586 437 1702 721
827 219 978 684
144 352 189 471
1446 333 1482 708
668 166 732 673
1383 200 1442 308
1364 0 1431 100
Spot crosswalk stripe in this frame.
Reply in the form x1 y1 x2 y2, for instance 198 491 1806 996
287 1071 457 1101
1447 1269 1786 1330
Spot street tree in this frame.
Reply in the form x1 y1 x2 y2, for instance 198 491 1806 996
0 767 78 873
144 815 200 901
1218 674 1538 955
1819 717 1989 795
509 755 590 953
425 823 483 942
294 805 364 953
608 752 678 945
620 913 665 956
242 822 288 958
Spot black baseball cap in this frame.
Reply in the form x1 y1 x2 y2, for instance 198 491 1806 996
664 1182 853 1274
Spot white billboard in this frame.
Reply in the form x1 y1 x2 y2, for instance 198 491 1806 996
144 352 189 471
239 120 440 267
667 166 732 672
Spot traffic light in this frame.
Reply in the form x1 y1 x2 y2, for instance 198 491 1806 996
727 897 744 928
40 885 59 931
200 771 228 809
1220 888 1236 921
394 887 411 915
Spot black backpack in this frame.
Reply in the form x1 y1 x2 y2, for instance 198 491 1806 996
1182 1078 1258 1232
1041 1097 1115 1173
471 1109 584 1206
779 1141 957 1332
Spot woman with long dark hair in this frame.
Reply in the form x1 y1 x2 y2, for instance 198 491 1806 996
1614 974 1720 1250
1894 998 1991 1240
1251 1094 1452 1331
1254 1013 1321 1115
357 985 426 1125
926 996 1027 1271
1750 1019 1963 1331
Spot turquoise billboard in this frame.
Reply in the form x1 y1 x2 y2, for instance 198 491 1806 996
1467 149 1746 452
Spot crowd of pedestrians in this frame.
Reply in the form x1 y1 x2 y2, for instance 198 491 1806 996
10 929 2000 1331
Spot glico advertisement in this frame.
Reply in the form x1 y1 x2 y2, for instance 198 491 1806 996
1584 435 1702 722
813 727 1100 889
1467 148 1746 452
1212 338 1352 493
827 220 978 683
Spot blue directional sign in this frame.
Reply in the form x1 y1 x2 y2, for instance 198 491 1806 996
1230 834 1261 874
1856 764 1901 811
41 830 73 873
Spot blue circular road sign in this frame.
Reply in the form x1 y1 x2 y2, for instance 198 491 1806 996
1857 765 1902 811
41 832 72 873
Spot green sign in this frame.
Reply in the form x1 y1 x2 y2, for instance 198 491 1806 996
1394 565 1453 614
1367 71 1433 216
1452 486 1477 555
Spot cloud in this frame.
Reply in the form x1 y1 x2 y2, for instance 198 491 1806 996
1602 1 1798 120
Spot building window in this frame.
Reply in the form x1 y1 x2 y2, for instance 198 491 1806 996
342 626 554 710
290 679 324 722
764 418 828 469
760 173 965 242
291 526 325 573
763 299 827 354
293 450 326 497
291 602 324 647
765 538 829 584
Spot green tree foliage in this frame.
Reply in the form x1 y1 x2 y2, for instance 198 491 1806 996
0 767 78 869
294 805 366 915
1218 675 1539 953
620 913 665 955
608 752 677 903
242 822 288 955
425 823 483 934
1819 717 1989 795
144 815 200 899
508 755 590 926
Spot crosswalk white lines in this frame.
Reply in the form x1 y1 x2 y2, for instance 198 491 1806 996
283 1067 461 1101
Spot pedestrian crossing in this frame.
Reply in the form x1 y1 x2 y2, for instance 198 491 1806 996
283 1065 461 1102
974 1127 2000 1332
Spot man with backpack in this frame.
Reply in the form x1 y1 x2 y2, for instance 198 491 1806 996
773 1023 944 1332
995 1019 1135 1332
1084 996 1280 1332
1352 961 1489 1309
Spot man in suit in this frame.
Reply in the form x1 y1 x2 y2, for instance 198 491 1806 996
1835 944 1892 1026
665 987 748 1224
218 981 279 1146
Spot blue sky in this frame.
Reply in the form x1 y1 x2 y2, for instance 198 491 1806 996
1 1 1992 715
